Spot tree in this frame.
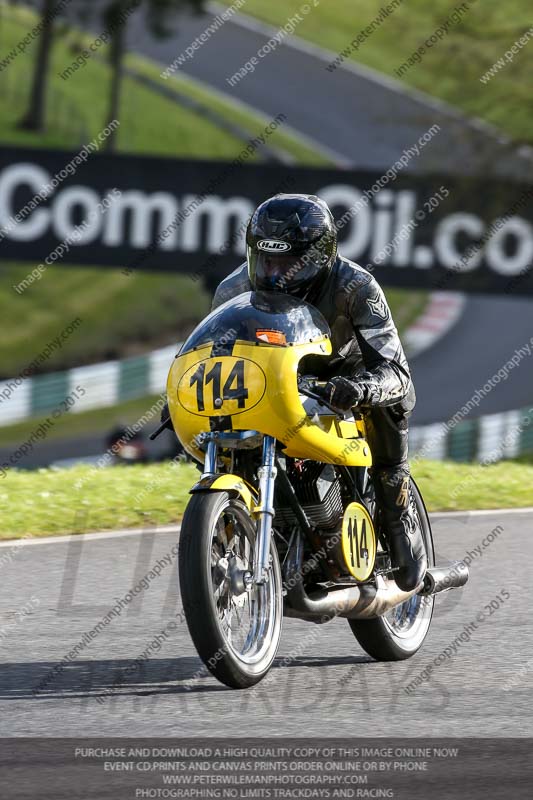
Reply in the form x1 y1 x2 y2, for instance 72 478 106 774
18 0 58 131
100 0 205 152
101 0 130 151
18 0 204 139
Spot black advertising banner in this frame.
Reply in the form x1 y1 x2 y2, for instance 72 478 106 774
1 146 533 294
0 738 532 799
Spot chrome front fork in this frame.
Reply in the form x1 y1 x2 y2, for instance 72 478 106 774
203 438 218 476
253 435 277 586
200 433 276 586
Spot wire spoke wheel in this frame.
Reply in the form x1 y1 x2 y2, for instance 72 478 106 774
179 493 283 688
348 478 435 661
209 503 278 665
381 494 435 646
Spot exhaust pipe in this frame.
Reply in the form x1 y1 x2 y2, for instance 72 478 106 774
285 575 422 622
283 533 421 622
420 561 469 596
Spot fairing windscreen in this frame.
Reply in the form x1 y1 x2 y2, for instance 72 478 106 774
179 291 330 354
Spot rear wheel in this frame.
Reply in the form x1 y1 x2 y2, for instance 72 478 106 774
179 492 283 688
348 478 435 661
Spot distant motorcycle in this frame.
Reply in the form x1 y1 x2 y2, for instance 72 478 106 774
160 292 468 689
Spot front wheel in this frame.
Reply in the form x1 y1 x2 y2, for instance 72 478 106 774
348 478 435 661
179 492 283 689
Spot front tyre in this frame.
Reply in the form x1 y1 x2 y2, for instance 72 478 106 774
179 492 283 689
348 478 435 661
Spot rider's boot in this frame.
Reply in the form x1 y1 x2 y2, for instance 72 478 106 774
372 466 427 592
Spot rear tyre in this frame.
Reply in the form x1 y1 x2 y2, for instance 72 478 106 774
348 478 435 661
179 492 283 689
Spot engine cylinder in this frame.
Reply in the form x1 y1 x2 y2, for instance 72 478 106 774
275 463 343 530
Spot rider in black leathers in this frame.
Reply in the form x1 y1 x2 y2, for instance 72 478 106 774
212 193 427 592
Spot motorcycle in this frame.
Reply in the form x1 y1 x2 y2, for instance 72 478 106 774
160 291 468 689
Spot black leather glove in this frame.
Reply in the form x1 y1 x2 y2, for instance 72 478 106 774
323 377 366 411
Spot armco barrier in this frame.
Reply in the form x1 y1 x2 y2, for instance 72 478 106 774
410 405 533 463
0 344 178 427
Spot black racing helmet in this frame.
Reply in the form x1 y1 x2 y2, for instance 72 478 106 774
246 194 337 297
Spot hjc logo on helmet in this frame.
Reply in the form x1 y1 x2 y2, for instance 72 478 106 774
257 239 292 253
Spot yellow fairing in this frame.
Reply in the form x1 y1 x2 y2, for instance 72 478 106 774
167 337 372 467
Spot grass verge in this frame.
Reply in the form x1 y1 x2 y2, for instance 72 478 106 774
1 458 532 539
0 5 255 157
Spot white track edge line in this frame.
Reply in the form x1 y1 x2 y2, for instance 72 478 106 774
430 507 533 518
0 524 181 548
2 508 532 548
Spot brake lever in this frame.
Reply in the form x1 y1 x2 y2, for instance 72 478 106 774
149 416 172 441
298 382 344 417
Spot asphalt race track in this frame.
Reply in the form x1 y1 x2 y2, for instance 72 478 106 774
410 292 533 424
1 509 531 737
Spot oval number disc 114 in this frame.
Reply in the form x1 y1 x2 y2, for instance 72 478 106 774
177 356 266 417
341 502 376 582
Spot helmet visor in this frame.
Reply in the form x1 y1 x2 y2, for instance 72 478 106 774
247 247 322 294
